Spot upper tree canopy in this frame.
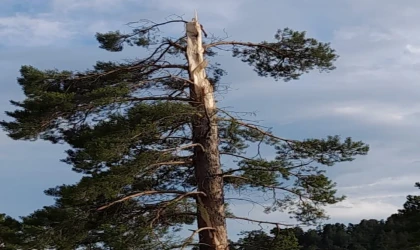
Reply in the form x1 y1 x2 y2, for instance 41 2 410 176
1 16 368 249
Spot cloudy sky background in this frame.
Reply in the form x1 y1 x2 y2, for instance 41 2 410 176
1 0 420 239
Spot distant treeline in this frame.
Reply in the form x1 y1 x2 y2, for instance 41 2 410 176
231 184 420 250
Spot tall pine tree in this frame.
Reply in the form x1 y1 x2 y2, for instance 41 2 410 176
1 14 368 249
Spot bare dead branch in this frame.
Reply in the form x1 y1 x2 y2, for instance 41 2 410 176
220 152 257 161
181 227 216 250
205 41 288 57
162 143 205 153
226 215 294 227
126 19 187 33
223 175 309 200
135 160 193 178
219 117 295 144
225 197 267 210
167 38 186 51
73 64 188 83
149 191 206 227
98 190 204 211
125 96 192 102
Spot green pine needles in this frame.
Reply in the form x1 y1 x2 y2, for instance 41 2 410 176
1 16 368 249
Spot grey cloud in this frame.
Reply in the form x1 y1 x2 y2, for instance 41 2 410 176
1 0 420 237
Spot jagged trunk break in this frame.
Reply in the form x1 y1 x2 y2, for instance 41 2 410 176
186 15 229 250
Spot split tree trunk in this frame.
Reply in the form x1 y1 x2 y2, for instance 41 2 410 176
186 14 229 250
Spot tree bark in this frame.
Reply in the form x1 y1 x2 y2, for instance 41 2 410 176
186 14 229 250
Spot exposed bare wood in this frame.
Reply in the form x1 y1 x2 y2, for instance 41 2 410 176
186 12 229 250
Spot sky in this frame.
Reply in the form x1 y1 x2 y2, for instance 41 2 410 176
1 0 420 240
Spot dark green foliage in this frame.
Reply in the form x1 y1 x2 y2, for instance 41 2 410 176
224 135 368 224
1 17 367 248
231 228 300 250
95 20 187 52
232 28 337 81
20 200 167 249
0 214 23 249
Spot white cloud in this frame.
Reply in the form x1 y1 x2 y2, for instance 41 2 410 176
326 199 400 222
147 0 246 25
0 14 75 46
51 0 128 13
330 102 418 126
405 44 420 54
